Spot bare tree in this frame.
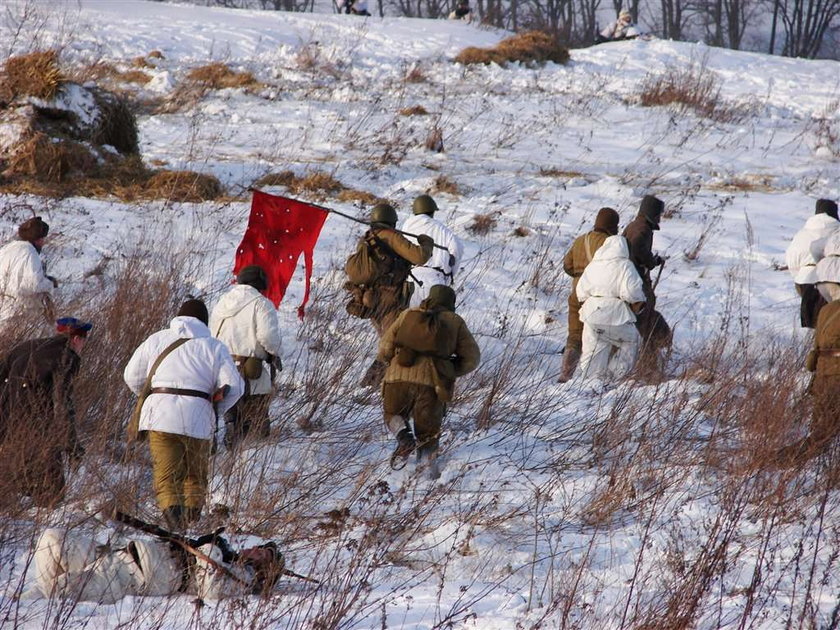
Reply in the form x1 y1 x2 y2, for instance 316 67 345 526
778 0 840 57
578 0 603 43
660 0 687 39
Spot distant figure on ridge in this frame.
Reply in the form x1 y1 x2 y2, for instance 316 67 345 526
339 0 371 16
448 0 473 22
596 9 636 43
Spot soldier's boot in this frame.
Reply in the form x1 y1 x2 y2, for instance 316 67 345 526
360 360 386 387
390 428 416 470
557 347 581 383
162 505 184 531
416 443 440 480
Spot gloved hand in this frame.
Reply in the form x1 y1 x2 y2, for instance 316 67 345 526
448 254 456 268
653 254 665 268
272 356 283 373
417 234 434 249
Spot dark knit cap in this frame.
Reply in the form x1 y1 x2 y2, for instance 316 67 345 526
237 265 268 291
56 316 93 338
424 285 456 312
177 298 209 325
18 216 49 242
639 195 664 229
593 207 620 235
816 199 838 220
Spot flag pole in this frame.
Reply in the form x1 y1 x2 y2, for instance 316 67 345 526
249 188 451 254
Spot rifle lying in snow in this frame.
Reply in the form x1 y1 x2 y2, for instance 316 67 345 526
113 511 321 585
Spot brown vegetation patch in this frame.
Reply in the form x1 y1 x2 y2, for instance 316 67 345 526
1 50 63 102
405 65 427 83
425 127 444 152
539 167 585 178
455 31 570 67
89 90 139 154
638 60 746 123
5 133 97 183
399 105 429 116
186 62 258 90
513 225 531 237
707 174 775 193
144 170 223 202
467 212 498 235
82 62 151 86
252 170 384 206
431 174 460 195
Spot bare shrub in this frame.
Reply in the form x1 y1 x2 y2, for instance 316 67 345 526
398 105 428 116
79 62 151 86
404 65 427 83
252 170 383 205
1 49 62 101
253 170 298 189
90 90 139 154
455 31 570 67
513 225 531 237
336 189 388 206
638 59 745 123
467 212 498 235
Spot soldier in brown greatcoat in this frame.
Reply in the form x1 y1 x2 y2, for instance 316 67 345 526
559 207 620 382
345 204 434 386
777 288 840 464
0 317 90 507
623 195 671 379
377 285 480 478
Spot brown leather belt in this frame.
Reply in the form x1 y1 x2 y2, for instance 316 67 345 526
149 387 211 400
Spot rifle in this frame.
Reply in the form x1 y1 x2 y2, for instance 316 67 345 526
113 511 321 585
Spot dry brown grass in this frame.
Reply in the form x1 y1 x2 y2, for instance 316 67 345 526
405 65 427 83
399 105 429 116
638 60 746 123
706 174 776 193
455 31 570 67
81 62 151 86
186 62 258 90
424 127 444 152
144 170 223 202
539 167 585 178
467 212 499 235
5 133 97 183
1 50 63 102
431 174 460 195
252 170 386 206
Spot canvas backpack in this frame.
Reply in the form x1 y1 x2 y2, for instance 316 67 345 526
344 230 410 286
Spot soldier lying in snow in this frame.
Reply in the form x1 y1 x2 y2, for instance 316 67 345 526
29 526 285 603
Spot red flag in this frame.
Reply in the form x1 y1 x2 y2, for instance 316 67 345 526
234 191 328 319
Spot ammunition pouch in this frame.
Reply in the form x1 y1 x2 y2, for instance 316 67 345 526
396 347 418 368
233 355 263 380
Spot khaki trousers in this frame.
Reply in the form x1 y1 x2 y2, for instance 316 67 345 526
148 431 210 511
382 381 446 451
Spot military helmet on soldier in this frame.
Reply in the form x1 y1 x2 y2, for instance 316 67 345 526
370 203 398 228
412 195 438 216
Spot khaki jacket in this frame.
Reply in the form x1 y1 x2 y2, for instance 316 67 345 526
807 300 840 377
372 227 433 271
378 307 480 400
563 230 610 298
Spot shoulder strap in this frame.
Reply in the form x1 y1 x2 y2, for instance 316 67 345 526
144 338 190 390
584 233 595 263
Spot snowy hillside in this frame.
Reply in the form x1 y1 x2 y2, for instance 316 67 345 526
1 1 840 628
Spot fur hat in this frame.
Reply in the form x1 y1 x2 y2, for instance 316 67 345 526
639 195 664 230
56 317 93 338
237 265 268 291
594 207 620 235
424 285 456 311
18 216 49 242
177 298 209 325
816 199 838 220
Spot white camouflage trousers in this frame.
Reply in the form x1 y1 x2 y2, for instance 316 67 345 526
579 321 639 381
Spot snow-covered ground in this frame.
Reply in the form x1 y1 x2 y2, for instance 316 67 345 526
1 1 840 628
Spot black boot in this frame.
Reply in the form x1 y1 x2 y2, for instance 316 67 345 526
162 505 184 531
390 428 416 470
416 442 440 480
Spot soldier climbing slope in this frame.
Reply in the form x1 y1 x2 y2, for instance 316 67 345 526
559 207 620 382
344 203 433 386
0 216 58 328
377 285 480 478
785 198 839 329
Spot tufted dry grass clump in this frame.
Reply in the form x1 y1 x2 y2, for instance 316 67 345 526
467 212 499 235
144 170 223 202
5 133 97 184
399 105 429 116
431 174 460 195
253 170 385 206
0 50 63 102
80 62 152 86
186 62 258 90
455 31 570 67
638 59 747 123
